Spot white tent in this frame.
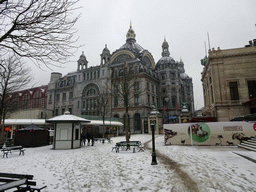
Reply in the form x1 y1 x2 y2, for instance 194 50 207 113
3 119 47 125
82 120 123 126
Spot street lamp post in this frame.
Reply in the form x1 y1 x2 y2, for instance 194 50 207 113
151 122 157 165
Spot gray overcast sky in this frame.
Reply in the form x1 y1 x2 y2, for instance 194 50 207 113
29 0 256 110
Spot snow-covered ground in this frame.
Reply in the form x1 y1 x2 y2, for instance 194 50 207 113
1 134 256 192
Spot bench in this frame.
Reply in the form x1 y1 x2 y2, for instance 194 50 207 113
0 173 47 192
1 146 24 158
2 149 9 158
19 149 25 156
106 138 113 144
111 146 117 152
15 185 47 192
114 141 143 153
94 138 105 144
31 185 47 192
138 146 145 152
95 138 113 144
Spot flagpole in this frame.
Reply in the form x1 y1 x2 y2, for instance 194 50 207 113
207 32 211 50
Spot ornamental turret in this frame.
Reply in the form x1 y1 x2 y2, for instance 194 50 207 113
126 22 136 40
100 44 111 65
77 51 88 71
162 37 170 57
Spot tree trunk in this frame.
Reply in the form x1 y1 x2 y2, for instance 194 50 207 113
0 125 5 143
102 119 105 138
125 111 129 143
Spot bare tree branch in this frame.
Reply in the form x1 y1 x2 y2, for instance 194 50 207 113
0 52 33 142
0 0 81 67
96 85 111 138
111 63 146 142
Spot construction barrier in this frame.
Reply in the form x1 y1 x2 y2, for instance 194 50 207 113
164 121 256 146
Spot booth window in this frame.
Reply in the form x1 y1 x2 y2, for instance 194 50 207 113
75 129 79 140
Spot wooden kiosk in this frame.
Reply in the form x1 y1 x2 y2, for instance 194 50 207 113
46 111 90 149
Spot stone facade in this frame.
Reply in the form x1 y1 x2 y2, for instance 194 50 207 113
47 25 194 133
156 38 194 119
201 42 256 121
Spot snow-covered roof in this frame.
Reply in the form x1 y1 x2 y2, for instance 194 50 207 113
19 123 45 131
4 119 47 125
82 120 123 126
3 116 123 126
46 111 90 123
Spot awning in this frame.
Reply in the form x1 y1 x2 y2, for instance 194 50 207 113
82 120 123 126
243 98 256 105
46 111 90 123
19 123 45 131
3 119 47 125
189 117 217 122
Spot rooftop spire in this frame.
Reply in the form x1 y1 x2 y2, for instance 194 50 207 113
162 37 170 57
126 22 136 40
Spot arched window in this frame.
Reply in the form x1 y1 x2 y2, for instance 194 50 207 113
21 91 31 109
82 83 100 115
11 93 20 109
32 89 43 108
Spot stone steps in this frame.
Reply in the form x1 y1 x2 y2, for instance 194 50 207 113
238 136 256 152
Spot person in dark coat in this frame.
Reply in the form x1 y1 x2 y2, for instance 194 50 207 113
87 133 91 146
83 135 86 146
80 135 83 146
92 136 94 146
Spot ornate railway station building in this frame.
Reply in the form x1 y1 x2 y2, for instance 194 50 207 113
47 25 194 134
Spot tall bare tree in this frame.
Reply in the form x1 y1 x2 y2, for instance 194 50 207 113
0 54 33 142
96 84 111 138
0 0 80 67
111 63 144 142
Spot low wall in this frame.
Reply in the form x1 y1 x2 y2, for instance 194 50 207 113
164 121 256 146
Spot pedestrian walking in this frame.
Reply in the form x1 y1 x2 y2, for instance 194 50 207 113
87 133 91 146
92 136 94 146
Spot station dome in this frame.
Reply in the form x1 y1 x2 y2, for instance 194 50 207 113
156 38 176 69
180 73 190 79
119 23 144 54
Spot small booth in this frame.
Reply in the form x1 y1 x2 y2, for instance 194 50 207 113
46 111 90 150
14 124 48 147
